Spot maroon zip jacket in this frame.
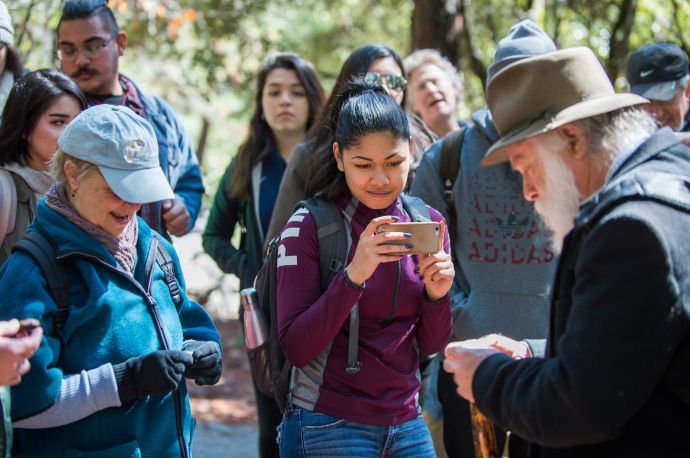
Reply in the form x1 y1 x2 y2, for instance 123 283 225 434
277 193 452 425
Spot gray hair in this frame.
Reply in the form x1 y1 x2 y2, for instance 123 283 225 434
51 148 99 186
403 49 463 110
573 107 657 162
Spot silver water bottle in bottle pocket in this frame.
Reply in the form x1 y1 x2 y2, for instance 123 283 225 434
240 288 268 349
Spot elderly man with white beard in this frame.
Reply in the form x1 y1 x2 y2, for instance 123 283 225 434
443 46 690 458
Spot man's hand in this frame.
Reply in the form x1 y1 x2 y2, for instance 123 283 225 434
162 197 191 237
443 339 498 403
476 333 532 359
0 319 43 386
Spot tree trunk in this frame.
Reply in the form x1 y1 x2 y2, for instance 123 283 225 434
16 0 38 50
458 0 487 89
606 0 638 82
411 0 460 65
196 116 211 166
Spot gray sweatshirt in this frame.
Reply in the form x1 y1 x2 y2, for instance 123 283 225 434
411 108 556 347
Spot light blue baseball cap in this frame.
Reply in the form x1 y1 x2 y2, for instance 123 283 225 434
57 105 174 204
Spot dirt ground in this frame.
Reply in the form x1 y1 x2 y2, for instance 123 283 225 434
188 319 258 426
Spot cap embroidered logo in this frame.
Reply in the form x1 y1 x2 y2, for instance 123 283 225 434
123 140 151 163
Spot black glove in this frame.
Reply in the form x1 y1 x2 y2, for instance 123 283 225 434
113 350 194 403
182 340 222 386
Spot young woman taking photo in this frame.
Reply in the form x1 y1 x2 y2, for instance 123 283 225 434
264 43 436 245
202 51 325 458
276 78 454 457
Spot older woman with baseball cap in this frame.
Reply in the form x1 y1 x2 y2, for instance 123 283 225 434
0 104 221 457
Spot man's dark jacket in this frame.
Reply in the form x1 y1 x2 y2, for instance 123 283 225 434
473 128 690 457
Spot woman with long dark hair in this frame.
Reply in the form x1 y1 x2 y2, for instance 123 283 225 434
265 44 436 244
0 69 86 264
276 78 453 457
202 51 325 457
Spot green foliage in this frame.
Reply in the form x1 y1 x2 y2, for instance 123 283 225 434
7 0 690 192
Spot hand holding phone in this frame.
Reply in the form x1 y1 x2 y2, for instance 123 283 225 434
0 319 43 386
346 215 411 286
415 219 455 301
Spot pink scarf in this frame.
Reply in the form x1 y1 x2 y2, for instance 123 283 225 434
45 183 138 272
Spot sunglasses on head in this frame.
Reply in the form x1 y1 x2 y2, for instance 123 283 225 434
364 72 407 92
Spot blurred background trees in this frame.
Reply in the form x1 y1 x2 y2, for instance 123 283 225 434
9 0 690 186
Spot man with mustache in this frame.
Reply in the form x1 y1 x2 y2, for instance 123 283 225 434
56 0 203 239
444 47 690 457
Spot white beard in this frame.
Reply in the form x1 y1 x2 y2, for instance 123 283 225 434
534 148 581 253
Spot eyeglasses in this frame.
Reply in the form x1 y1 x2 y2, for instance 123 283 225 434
56 34 116 62
364 72 407 92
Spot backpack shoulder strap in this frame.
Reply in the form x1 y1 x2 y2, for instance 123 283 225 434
295 197 360 373
152 235 183 305
438 128 465 244
400 194 431 222
0 169 17 246
296 198 350 290
439 128 465 187
13 231 69 341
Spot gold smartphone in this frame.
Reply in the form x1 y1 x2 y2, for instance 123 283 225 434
377 222 441 254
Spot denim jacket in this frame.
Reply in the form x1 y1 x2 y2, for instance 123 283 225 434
122 78 204 237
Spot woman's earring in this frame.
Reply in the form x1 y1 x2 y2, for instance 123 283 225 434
71 189 77 198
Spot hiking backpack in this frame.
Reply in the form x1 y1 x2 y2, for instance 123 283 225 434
248 195 430 412
12 230 183 346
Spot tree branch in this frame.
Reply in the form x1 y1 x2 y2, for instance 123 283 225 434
671 0 690 53
606 0 638 82
458 0 487 89
16 0 38 49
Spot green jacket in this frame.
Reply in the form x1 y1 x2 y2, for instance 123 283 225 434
202 159 264 294
0 386 10 458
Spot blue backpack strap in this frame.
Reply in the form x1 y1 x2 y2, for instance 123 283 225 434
13 231 69 345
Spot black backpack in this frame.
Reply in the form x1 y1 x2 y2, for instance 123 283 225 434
248 195 430 412
439 127 466 249
12 230 182 346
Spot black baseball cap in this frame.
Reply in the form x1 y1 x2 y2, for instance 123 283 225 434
627 43 689 101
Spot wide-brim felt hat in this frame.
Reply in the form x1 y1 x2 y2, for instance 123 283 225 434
482 47 648 167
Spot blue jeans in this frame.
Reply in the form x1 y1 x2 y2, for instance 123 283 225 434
278 405 436 457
